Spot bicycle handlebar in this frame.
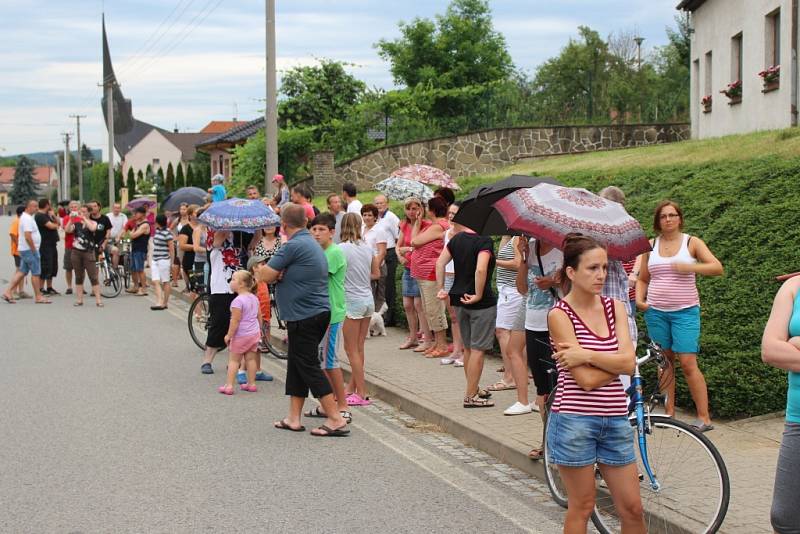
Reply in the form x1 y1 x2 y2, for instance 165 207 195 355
636 340 667 369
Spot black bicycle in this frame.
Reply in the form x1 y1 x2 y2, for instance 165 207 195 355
258 284 287 359
543 340 730 533
187 274 287 360
97 251 122 298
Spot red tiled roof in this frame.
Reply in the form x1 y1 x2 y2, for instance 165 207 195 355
200 121 247 134
0 166 55 185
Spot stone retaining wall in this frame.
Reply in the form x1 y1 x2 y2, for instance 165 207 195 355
313 123 690 193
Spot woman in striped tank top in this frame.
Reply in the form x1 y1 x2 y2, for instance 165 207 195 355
547 234 644 533
636 201 723 432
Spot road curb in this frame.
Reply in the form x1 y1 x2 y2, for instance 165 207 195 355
339 364 548 483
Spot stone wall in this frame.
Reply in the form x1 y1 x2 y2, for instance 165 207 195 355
314 123 690 193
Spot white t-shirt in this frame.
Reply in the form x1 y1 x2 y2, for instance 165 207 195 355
346 199 363 215
363 225 389 261
107 212 128 240
17 212 41 252
377 210 401 249
339 241 374 301
524 239 564 331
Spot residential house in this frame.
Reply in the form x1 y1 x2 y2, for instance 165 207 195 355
0 166 57 213
195 117 265 179
679 0 798 138
122 130 213 184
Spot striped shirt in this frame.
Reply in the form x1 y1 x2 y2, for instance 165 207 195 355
550 297 628 416
152 228 173 261
495 238 517 288
646 234 699 311
622 259 636 301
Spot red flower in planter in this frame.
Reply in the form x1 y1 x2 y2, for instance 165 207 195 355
759 65 780 84
720 80 742 99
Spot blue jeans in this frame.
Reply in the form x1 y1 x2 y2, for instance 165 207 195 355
546 411 636 467
18 249 41 276
131 250 147 273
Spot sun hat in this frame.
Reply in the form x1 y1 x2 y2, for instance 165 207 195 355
246 254 268 271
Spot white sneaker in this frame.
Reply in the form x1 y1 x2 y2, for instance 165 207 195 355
440 357 455 365
504 402 533 416
453 359 464 367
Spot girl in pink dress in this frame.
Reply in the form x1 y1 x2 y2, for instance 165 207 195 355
219 270 262 395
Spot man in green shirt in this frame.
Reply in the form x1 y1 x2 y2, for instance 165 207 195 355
308 213 351 422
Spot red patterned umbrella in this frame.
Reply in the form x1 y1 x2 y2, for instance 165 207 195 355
493 183 651 260
390 164 460 190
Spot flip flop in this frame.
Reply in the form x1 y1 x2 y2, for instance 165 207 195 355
274 419 306 432
304 406 327 418
310 424 350 437
35 299 52 304
73 302 83 307
528 447 544 461
691 420 715 433
487 380 516 391
2 295 16 304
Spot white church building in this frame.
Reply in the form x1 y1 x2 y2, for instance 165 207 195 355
679 0 798 138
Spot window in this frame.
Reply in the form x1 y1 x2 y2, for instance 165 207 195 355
218 155 223 177
704 51 713 96
212 160 218 175
731 33 743 82
766 9 781 68
223 158 230 178
152 158 160 167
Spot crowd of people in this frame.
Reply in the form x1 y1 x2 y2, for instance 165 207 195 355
9 174 800 532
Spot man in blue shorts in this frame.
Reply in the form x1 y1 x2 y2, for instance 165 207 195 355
3 199 49 304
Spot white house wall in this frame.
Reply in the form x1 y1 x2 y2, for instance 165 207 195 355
691 0 794 138
122 130 184 179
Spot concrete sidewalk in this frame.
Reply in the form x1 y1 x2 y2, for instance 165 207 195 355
343 326 781 533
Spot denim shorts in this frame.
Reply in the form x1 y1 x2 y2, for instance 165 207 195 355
18 249 41 276
346 297 374 320
546 411 636 467
401 268 420 297
131 250 147 273
644 305 700 354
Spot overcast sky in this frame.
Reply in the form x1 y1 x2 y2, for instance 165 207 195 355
0 0 682 157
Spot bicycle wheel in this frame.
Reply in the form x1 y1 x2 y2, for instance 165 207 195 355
259 318 288 359
188 294 210 350
543 395 568 508
591 415 730 534
99 262 122 298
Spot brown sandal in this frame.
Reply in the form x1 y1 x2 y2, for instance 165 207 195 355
463 395 495 408
398 338 418 350
528 446 544 461
487 380 516 391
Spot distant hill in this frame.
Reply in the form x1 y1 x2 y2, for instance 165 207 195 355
6 149 102 166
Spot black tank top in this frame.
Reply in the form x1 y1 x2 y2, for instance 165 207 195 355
132 221 150 252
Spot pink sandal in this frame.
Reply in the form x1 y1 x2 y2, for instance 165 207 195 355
346 393 371 406
218 385 234 395
240 384 257 392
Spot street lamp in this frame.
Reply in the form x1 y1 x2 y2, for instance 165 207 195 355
634 36 645 70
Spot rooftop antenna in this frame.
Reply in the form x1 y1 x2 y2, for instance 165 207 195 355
233 102 238 122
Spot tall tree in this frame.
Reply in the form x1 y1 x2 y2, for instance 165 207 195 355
9 156 38 204
175 162 185 188
531 26 611 123
126 168 136 196
376 0 513 90
185 164 195 189
278 59 366 129
165 162 175 194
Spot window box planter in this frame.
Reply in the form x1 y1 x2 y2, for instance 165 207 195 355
759 65 780 92
701 95 713 113
720 80 742 105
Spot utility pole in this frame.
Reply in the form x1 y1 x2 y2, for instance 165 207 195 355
70 114 86 202
61 132 72 200
104 80 116 207
264 0 278 195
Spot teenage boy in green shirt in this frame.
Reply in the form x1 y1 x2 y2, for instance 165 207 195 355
308 213 351 422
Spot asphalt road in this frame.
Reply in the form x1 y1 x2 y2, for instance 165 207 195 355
0 215 568 534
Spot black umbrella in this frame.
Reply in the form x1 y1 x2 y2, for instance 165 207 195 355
453 174 562 235
161 187 207 212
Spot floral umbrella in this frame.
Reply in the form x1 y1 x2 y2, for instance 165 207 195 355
493 183 651 260
198 198 280 232
126 197 156 210
374 177 434 202
390 164 460 190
